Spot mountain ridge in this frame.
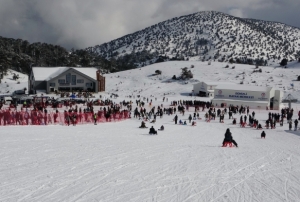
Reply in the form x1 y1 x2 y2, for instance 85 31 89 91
88 11 300 66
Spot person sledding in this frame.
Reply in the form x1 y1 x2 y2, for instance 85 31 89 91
139 121 148 128
179 120 183 125
149 126 157 135
191 121 196 126
158 125 164 131
257 123 263 129
150 119 156 123
222 128 238 147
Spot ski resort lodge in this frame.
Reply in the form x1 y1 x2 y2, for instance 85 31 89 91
29 67 105 93
194 81 284 109
193 81 234 97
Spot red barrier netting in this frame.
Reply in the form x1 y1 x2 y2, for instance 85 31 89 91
0 109 130 126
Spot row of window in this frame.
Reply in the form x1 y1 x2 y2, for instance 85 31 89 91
57 79 84 84
50 82 93 87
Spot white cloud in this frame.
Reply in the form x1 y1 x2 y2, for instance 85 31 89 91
228 9 244 18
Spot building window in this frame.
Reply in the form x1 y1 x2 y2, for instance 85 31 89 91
58 79 65 84
86 83 93 87
77 79 84 83
71 75 76 85
66 73 71 83
50 83 55 87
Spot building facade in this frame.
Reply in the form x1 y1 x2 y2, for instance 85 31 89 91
29 67 106 93
212 85 283 110
193 81 234 97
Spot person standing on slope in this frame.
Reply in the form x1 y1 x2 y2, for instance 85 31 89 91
188 114 192 123
174 114 178 124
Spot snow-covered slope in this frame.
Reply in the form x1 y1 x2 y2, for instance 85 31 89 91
0 69 28 95
89 11 300 66
2 61 300 201
105 61 300 101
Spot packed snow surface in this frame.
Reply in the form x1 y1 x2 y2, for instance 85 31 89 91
1 61 300 201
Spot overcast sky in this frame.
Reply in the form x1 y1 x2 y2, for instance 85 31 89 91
0 0 299 50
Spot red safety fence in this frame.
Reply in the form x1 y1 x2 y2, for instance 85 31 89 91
0 110 130 126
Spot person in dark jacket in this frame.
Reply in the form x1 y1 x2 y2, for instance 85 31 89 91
139 121 147 128
149 126 157 135
222 128 238 147
188 114 192 123
261 131 266 138
158 125 164 131
294 119 298 131
289 120 292 130
174 115 178 124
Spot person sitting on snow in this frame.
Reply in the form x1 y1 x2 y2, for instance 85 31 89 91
158 125 164 131
149 126 157 135
232 118 236 125
192 121 196 126
257 123 263 129
222 128 238 147
179 120 183 125
139 121 147 128
261 131 266 138
183 121 187 125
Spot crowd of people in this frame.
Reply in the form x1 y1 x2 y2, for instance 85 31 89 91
0 99 131 126
133 97 300 143
2 94 299 148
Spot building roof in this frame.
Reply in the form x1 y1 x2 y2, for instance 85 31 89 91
204 81 235 86
32 67 98 81
214 84 272 92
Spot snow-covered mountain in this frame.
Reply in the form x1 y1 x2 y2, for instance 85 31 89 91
88 11 300 66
